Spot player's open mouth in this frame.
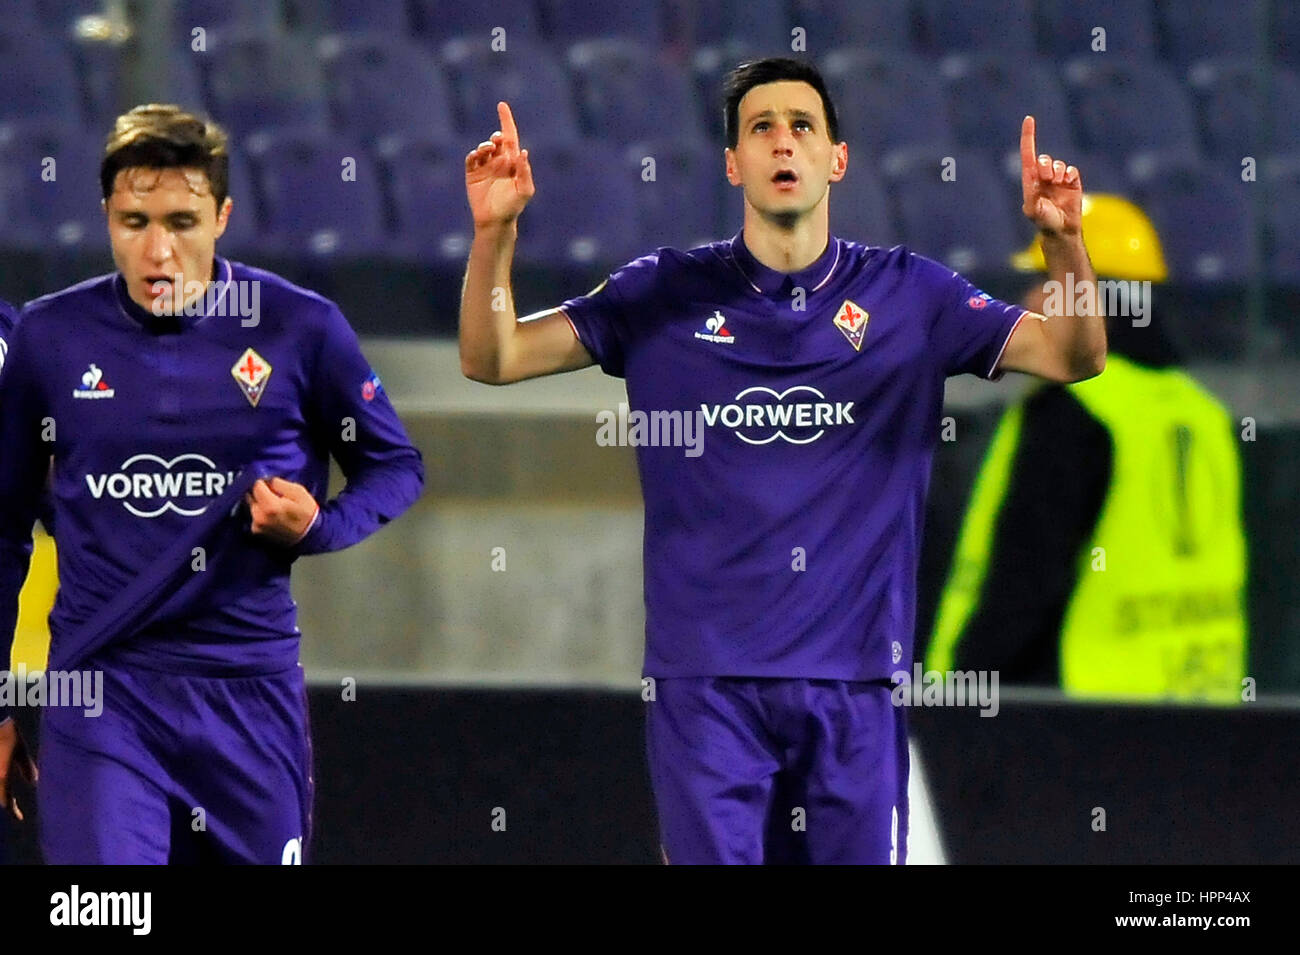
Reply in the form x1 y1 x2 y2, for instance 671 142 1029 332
145 276 173 292
772 169 799 191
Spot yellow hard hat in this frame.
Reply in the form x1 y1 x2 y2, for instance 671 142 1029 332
1011 193 1168 282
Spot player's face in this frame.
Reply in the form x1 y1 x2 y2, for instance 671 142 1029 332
725 80 847 223
105 167 232 314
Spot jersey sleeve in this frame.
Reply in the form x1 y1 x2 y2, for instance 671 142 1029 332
556 253 660 378
0 299 16 375
291 305 425 557
0 315 49 725
921 256 1027 380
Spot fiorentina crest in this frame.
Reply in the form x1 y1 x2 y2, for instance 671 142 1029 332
833 299 868 350
231 347 272 407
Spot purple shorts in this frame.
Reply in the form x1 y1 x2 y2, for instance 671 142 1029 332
37 662 313 864
646 677 909 865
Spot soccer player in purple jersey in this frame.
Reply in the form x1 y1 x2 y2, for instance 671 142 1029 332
460 58 1101 864
0 106 424 863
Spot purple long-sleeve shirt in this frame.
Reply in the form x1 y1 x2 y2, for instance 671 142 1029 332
0 262 423 721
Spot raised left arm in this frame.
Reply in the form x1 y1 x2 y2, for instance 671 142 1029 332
998 116 1106 383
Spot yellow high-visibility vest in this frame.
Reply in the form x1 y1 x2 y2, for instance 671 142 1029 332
11 528 55 671
928 355 1247 702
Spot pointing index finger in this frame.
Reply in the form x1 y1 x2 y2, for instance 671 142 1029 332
498 101 520 151
1020 115 1037 191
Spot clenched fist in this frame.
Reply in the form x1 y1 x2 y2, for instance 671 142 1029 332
246 477 319 546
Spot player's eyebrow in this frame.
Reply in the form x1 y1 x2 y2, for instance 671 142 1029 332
115 209 199 225
746 108 818 126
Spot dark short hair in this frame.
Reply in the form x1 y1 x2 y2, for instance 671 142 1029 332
100 104 229 208
722 57 840 149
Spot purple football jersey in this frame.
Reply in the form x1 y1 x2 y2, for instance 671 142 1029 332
0 260 423 710
562 233 1025 681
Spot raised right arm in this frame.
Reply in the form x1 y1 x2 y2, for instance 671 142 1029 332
459 101 594 385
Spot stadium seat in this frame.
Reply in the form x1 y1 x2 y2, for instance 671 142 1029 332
412 0 543 42
821 50 953 155
828 161 895 248
0 29 82 123
218 146 261 255
27 0 136 31
567 40 706 146
883 150 1019 274
286 0 414 35
48 0 109 18
1187 59 1300 159
1131 160 1257 283
1278 3 1300 68
1062 56 1199 158
245 131 387 256
319 33 456 142
1158 0 1266 66
693 42 758 140
1264 156 1300 285
788 0 914 52
1036 0 1156 59
200 30 332 137
623 139 722 251
4 0 38 23
178 0 284 34
73 35 205 129
1067 154 1127 195
441 36 580 142
539 0 662 46
917 0 1036 53
0 122 104 252
513 139 640 267
939 54 1076 158
688 0 794 47
379 136 474 263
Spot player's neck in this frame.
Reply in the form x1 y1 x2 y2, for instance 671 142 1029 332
740 208 830 274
